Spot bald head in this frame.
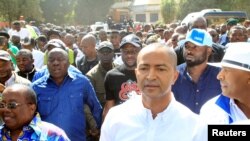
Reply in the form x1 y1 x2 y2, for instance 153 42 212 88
48 48 69 62
137 43 177 68
3 84 37 105
81 34 96 47
188 16 207 30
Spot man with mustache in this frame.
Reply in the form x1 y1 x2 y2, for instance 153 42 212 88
172 28 222 114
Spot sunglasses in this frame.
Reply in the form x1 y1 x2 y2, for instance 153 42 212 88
0 102 22 109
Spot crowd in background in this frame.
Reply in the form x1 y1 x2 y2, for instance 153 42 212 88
0 16 250 141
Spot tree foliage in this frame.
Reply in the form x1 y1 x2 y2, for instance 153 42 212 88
40 0 76 25
1 0 250 26
161 0 177 23
74 0 114 25
0 0 43 24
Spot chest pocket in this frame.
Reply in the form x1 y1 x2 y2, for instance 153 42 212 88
37 96 53 117
69 93 83 112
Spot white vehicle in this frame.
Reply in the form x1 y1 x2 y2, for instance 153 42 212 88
90 22 109 32
181 9 247 27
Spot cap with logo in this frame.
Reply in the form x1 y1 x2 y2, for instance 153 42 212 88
120 34 142 49
97 41 114 51
184 28 213 47
0 50 11 61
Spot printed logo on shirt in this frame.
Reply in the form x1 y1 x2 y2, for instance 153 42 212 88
119 80 140 101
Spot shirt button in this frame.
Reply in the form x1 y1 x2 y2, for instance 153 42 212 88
195 102 199 105
196 89 199 92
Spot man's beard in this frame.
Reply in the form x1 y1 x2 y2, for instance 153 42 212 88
185 51 208 67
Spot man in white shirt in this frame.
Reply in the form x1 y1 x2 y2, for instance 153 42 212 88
21 37 44 69
9 21 30 40
100 43 207 141
200 42 250 124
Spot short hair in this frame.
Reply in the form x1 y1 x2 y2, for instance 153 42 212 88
81 34 96 45
188 16 207 30
16 49 33 60
48 48 69 62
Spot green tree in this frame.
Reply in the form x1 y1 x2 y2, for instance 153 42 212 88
74 0 114 25
40 0 76 25
161 0 177 23
0 0 42 24
0 0 18 23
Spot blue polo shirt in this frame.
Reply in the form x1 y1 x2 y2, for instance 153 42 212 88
32 69 102 141
172 63 222 114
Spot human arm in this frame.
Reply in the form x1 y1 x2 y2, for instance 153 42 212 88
84 76 102 129
102 99 115 122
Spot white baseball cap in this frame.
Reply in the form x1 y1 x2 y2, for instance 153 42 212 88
184 28 213 47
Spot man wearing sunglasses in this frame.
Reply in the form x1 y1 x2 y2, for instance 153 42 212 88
0 84 70 140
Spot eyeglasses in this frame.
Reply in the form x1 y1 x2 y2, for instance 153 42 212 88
0 102 22 109
121 49 139 55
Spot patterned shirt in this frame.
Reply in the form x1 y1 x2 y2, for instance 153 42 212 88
0 113 70 141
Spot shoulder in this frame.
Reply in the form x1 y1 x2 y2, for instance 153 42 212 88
32 49 44 56
77 55 85 64
86 64 99 77
199 95 229 124
200 95 219 112
104 96 142 121
39 121 70 140
14 73 31 85
176 63 187 72
171 100 199 120
106 66 121 76
207 65 221 74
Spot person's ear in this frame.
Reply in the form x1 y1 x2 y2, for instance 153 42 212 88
172 70 179 85
29 104 36 113
248 74 250 85
207 47 212 58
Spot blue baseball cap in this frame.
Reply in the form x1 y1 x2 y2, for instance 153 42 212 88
184 28 213 47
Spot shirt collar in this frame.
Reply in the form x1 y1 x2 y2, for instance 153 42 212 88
215 95 233 123
0 113 47 140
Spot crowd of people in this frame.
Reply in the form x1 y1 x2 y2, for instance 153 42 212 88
0 16 250 141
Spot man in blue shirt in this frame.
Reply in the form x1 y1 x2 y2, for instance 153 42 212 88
172 28 222 114
32 48 102 141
